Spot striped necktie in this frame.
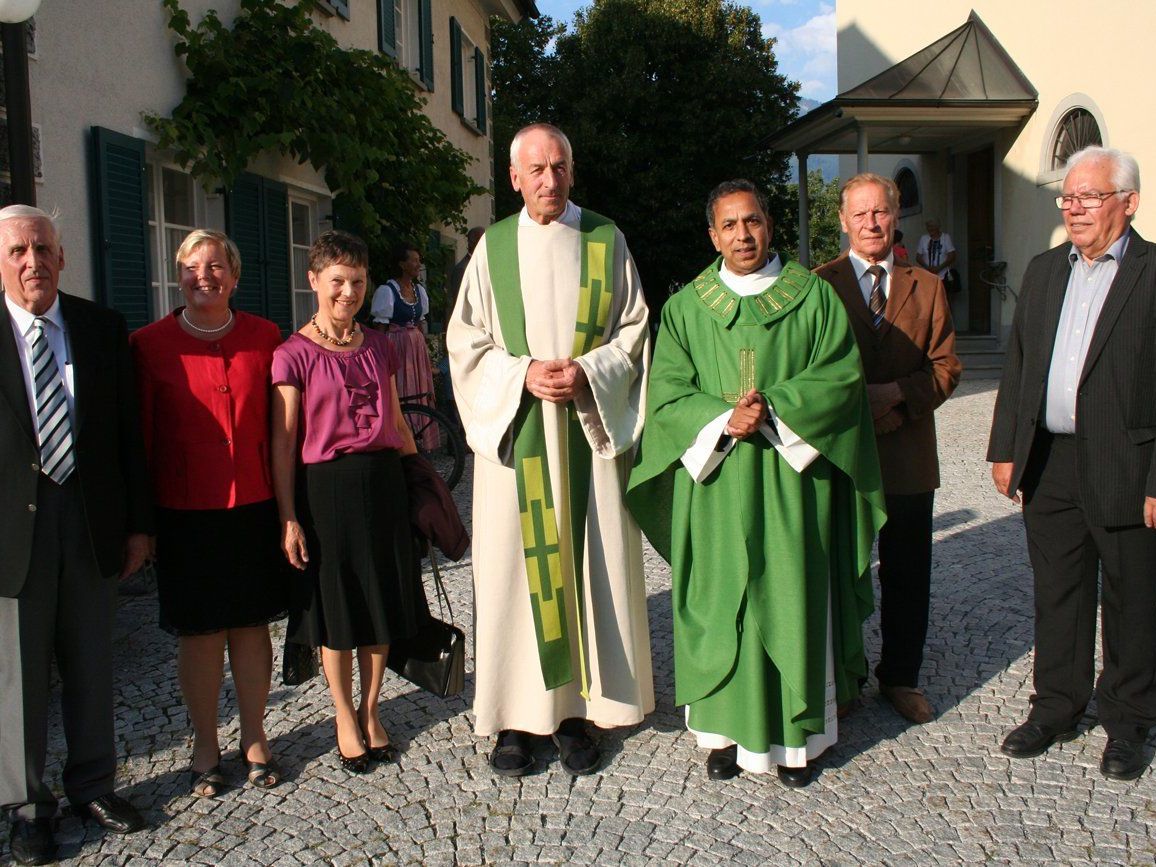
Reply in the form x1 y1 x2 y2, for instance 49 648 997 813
30 317 76 484
866 265 886 328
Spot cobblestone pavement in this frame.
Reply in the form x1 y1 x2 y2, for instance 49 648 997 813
9 380 1156 865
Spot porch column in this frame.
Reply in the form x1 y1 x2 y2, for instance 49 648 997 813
796 151 811 267
856 124 869 173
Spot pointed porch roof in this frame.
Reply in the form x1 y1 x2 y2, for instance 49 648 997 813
764 12 1038 155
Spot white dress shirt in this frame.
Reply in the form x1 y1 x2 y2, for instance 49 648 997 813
5 293 76 436
847 249 895 308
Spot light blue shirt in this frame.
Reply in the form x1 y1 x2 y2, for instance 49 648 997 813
1044 229 1130 434
848 249 895 307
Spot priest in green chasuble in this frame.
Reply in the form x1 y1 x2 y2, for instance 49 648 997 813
447 124 654 778
628 180 886 787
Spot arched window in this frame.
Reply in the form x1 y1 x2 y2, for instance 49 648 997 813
895 167 920 210
1051 108 1102 171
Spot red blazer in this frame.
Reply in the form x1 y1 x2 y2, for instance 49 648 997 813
130 310 282 510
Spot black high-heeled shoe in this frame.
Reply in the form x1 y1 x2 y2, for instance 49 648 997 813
359 720 400 764
336 744 371 774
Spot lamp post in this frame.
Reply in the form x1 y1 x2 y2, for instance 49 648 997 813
0 0 42 206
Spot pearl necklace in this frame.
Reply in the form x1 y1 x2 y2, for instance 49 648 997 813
311 313 359 347
182 308 233 334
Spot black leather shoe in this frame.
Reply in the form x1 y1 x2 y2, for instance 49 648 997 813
8 817 56 866
552 718 600 776
490 729 535 777
777 764 814 788
706 745 741 780
1000 721 1078 759
1100 738 1148 781
75 793 145 834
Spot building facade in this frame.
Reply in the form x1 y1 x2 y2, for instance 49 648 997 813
5 0 529 331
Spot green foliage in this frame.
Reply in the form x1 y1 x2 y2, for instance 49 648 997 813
782 169 843 266
145 0 484 268
491 0 799 305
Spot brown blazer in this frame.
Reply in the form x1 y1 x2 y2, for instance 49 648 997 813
815 254 961 495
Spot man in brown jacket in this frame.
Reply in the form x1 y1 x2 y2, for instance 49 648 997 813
815 173 961 723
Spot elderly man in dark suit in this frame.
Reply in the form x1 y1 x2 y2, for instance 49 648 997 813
0 205 152 865
988 146 1156 782
816 173 960 724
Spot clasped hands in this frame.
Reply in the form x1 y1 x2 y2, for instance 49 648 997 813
525 358 589 404
868 382 904 434
726 388 767 440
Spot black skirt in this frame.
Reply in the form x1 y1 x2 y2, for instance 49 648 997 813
155 499 289 636
289 450 421 651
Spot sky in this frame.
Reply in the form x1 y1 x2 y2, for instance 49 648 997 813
532 0 837 101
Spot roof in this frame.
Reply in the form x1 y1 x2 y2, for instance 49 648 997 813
764 12 1038 155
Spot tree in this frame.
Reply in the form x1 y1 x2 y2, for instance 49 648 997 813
491 0 799 308
145 0 483 270
490 14 566 220
782 169 843 267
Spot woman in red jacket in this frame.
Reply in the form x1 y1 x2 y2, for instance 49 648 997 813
131 230 287 798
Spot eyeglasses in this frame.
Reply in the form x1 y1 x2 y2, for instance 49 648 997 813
1055 190 1131 210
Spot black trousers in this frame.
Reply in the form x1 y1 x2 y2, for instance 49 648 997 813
874 491 935 688
1021 433 1156 742
0 474 117 820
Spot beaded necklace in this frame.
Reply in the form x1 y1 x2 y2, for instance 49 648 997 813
311 313 359 347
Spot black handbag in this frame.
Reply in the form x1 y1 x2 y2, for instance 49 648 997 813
388 551 466 698
281 635 320 686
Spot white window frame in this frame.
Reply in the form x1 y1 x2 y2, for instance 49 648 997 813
1036 94 1108 186
146 161 206 320
289 195 320 330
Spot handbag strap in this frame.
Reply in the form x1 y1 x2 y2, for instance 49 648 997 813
427 549 454 624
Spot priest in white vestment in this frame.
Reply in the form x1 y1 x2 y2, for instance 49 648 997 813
447 123 654 777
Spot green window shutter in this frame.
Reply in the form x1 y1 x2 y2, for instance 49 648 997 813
330 0 351 20
90 127 151 329
419 0 434 90
226 173 292 334
262 181 291 335
378 0 396 58
450 18 463 117
226 173 265 318
474 47 487 133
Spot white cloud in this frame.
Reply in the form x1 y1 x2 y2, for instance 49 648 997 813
762 4 837 100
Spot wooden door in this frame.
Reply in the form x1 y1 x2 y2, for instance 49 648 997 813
966 148 995 334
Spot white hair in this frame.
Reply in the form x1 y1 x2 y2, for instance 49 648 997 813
1065 146 1141 194
509 123 573 172
0 204 61 242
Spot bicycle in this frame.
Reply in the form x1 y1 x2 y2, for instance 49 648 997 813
399 392 466 491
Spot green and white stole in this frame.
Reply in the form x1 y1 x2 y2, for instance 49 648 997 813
485 209 617 694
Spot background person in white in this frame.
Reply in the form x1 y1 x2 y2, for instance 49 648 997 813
916 219 956 280
447 124 653 778
0 206 152 865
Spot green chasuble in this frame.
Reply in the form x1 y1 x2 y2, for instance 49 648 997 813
627 258 886 752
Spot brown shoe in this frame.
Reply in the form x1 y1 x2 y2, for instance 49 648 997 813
880 685 934 724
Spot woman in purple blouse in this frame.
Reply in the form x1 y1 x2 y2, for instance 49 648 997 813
271 230 419 774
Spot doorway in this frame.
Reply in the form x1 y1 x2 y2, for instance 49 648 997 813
965 147 995 334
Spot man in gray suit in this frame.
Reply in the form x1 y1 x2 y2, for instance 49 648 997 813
0 206 152 864
988 146 1156 781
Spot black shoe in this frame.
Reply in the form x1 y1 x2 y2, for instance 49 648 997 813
490 729 535 777
336 747 371 774
75 793 145 834
777 764 814 788
8 817 56 866
706 745 741 780
552 718 600 776
1100 738 1148 781
999 721 1079 759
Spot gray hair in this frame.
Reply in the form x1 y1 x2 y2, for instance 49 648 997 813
1065 146 1141 194
509 123 573 172
0 204 61 242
